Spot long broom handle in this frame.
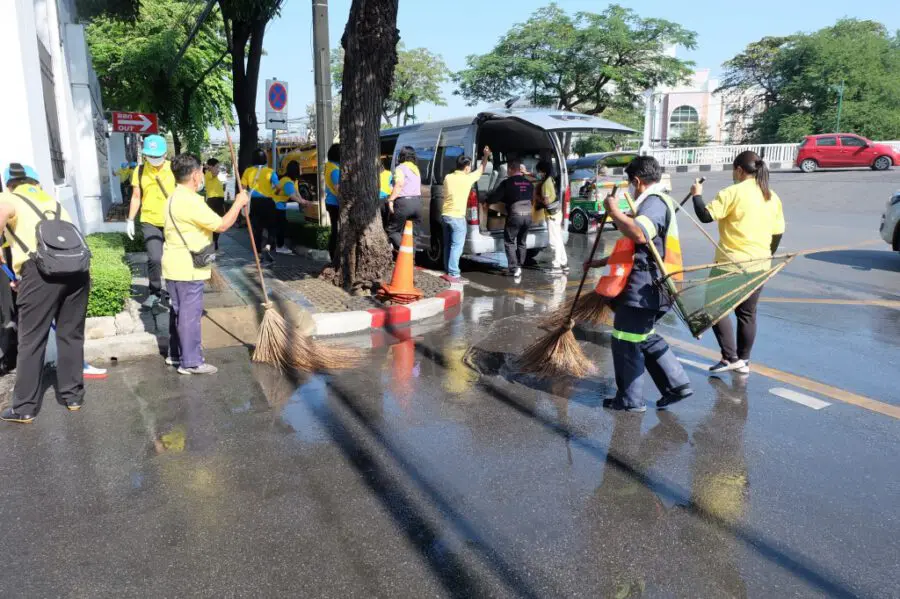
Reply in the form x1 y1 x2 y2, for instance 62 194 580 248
223 123 271 303
566 187 619 320
675 178 749 274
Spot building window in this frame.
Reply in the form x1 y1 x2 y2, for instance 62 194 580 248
38 40 65 184
668 105 699 139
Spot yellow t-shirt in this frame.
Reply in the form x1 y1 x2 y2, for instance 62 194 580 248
0 185 74 276
240 166 279 199
132 161 176 227
204 170 225 198
117 167 132 184
162 185 223 282
705 178 786 271
441 169 481 218
379 169 393 199
541 177 560 221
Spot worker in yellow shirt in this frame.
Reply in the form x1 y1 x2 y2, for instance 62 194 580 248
240 148 282 263
0 164 90 423
535 159 568 275
439 146 491 283
163 154 248 374
203 158 226 250
116 162 132 202
271 160 313 255
127 135 176 309
379 157 393 229
691 150 786 376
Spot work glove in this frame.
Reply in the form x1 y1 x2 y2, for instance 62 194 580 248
275 202 286 211
126 219 135 240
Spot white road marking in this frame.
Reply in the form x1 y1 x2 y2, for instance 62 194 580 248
677 357 711 371
769 388 831 410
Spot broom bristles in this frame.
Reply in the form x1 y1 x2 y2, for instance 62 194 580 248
541 291 614 331
207 267 229 292
516 325 596 379
251 303 363 372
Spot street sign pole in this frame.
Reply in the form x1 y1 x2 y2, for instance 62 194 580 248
835 79 845 133
313 0 333 228
272 129 278 173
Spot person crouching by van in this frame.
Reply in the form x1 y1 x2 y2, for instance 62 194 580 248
164 154 249 375
387 146 422 251
535 160 568 275
440 147 492 283
488 157 534 278
0 164 90 424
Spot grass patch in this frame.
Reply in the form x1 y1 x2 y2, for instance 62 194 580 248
86 233 133 317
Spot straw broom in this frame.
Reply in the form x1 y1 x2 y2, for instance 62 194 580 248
540 180 707 331
517 189 620 378
223 125 360 372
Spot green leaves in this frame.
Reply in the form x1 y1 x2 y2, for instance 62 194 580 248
86 234 133 317
453 3 696 116
720 20 900 142
85 0 233 153
332 44 449 127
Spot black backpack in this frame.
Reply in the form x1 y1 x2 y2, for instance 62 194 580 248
6 192 91 276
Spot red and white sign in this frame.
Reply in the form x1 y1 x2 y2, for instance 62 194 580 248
111 111 159 134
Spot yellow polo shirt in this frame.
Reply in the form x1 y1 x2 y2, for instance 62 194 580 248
204 170 225 198
441 170 481 218
0 186 74 276
162 185 223 282
132 161 175 227
706 178 785 271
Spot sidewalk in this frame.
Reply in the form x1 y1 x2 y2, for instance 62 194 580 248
129 228 462 354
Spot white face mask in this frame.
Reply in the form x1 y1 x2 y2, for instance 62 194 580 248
146 155 166 167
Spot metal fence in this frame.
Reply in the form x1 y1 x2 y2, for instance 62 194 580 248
649 141 900 167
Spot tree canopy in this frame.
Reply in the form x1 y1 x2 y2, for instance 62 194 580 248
454 3 696 116
332 44 449 127
718 19 900 142
86 0 232 153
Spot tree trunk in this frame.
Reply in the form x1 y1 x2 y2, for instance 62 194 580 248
320 0 399 290
172 130 183 154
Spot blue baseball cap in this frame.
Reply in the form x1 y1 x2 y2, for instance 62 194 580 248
129 161 137 168
142 134 167 158
3 163 39 185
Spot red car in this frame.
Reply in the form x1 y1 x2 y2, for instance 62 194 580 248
795 134 899 173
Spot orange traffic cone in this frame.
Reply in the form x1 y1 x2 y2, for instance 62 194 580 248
378 220 423 304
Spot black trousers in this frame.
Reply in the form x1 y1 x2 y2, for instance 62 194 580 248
249 197 277 253
274 207 287 248
206 196 225 249
141 222 164 297
13 261 89 414
326 204 340 261
0 257 17 373
712 286 764 363
504 213 532 269
387 196 422 250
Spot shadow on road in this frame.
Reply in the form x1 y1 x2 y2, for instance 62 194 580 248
803 249 900 272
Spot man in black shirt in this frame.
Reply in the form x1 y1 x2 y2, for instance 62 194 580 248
488 158 534 277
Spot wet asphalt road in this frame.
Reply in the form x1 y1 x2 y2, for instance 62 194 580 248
0 169 898 597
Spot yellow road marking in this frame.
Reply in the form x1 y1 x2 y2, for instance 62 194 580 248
507 290 900 420
665 337 900 420
760 297 900 310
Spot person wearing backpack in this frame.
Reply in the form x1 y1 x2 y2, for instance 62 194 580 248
163 154 249 374
0 164 91 423
126 135 176 310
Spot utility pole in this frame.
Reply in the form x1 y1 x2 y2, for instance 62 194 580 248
312 0 333 227
834 79 845 133
641 89 653 155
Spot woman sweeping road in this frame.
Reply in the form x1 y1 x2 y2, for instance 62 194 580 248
690 151 786 376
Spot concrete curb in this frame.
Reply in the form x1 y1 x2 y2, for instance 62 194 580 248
84 332 160 362
612 162 794 175
311 281 464 337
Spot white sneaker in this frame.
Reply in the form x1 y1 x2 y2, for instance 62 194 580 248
178 363 218 375
708 359 746 374
83 364 107 379
735 361 751 375
275 246 293 255
165 357 180 367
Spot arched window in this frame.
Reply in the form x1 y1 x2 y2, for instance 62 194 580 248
669 105 699 138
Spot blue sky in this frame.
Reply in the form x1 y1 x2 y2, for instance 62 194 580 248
237 0 898 139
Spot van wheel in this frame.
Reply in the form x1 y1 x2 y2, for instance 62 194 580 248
873 156 892 171
570 209 589 234
424 226 444 268
799 159 818 173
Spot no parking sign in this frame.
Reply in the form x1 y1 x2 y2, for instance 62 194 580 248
265 79 288 130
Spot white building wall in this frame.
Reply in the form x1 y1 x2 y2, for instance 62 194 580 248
0 0 114 234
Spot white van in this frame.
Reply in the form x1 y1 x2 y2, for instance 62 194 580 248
380 108 634 266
